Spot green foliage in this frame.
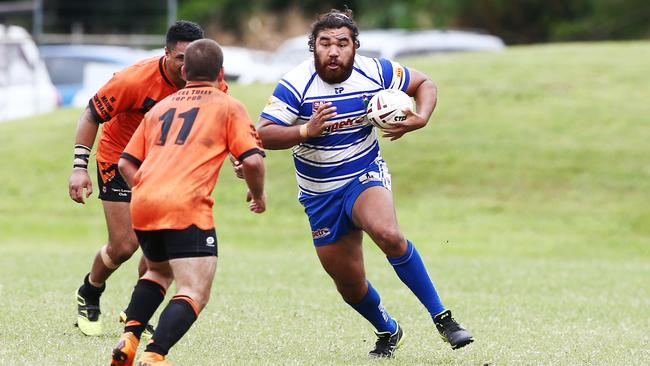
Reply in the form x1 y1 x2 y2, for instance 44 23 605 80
178 0 265 34
42 0 169 34
552 0 650 40
175 0 650 44
0 42 649 364
24 0 650 43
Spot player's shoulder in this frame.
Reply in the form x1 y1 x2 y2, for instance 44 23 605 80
354 55 391 75
354 54 380 68
113 56 162 85
281 58 316 91
222 92 248 112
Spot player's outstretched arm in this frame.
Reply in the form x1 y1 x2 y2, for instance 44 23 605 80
68 107 99 204
241 153 266 213
257 102 337 150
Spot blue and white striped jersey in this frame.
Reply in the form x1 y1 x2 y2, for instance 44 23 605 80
261 55 410 195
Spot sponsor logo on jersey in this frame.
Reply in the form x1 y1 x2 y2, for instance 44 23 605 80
323 115 366 133
396 67 403 78
312 227 331 239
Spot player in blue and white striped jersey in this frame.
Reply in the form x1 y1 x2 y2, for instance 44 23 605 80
258 8 473 357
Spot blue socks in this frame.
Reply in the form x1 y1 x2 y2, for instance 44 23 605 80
387 240 445 319
347 282 397 333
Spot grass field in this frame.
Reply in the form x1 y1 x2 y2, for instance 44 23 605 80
0 41 648 365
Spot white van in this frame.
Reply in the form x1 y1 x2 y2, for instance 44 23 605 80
0 24 59 122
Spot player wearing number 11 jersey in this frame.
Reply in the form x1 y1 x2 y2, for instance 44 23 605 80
68 21 229 337
111 38 265 366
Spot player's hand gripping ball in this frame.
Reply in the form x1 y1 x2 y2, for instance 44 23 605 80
366 89 413 129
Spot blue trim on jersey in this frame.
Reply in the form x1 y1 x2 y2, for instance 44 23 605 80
293 143 379 179
378 58 394 89
401 66 411 92
302 134 367 151
298 186 328 195
273 82 300 109
296 139 377 167
300 98 367 118
372 59 385 87
354 65 382 86
286 105 299 115
260 112 291 126
302 72 319 99
279 79 301 100
303 87 382 102
296 169 365 184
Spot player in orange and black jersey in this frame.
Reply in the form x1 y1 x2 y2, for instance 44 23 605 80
67 21 230 337
110 38 265 366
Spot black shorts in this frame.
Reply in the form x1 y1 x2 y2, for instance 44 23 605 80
97 161 131 202
135 225 218 262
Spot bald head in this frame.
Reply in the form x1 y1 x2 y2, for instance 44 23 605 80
184 39 224 82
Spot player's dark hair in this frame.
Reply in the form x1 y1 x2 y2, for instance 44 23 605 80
166 20 204 47
184 39 223 82
308 7 360 52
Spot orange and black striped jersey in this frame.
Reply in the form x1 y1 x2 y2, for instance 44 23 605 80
121 81 264 231
90 56 229 163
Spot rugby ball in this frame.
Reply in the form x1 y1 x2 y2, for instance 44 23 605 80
366 89 413 129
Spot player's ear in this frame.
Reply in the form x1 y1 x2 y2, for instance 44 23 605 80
181 65 187 81
217 67 224 82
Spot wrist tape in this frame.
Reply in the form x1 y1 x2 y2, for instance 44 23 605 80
73 144 91 170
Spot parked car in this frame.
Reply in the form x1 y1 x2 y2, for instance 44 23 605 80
0 25 59 122
147 46 278 85
271 29 506 75
220 46 282 84
39 44 150 107
401 29 505 55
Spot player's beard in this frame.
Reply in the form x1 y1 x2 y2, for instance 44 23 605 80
315 52 354 84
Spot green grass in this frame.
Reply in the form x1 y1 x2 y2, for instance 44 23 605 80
0 41 649 365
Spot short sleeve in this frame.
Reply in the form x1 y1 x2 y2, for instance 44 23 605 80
260 79 302 126
377 58 411 92
88 71 140 123
227 99 265 160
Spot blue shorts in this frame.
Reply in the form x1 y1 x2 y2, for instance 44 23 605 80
299 158 392 246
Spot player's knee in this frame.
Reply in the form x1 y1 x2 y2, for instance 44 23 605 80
197 290 211 310
180 288 210 311
106 232 139 262
373 227 406 256
336 279 367 302
105 241 137 265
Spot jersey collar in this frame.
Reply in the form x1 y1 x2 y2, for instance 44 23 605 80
158 56 178 89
